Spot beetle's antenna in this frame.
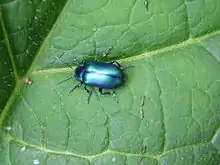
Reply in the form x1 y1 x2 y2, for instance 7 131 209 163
56 77 72 86
55 56 74 69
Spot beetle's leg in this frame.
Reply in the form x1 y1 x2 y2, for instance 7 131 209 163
84 85 92 104
121 65 135 70
69 82 82 93
95 47 113 61
109 61 135 70
109 61 122 67
102 47 113 58
99 88 119 103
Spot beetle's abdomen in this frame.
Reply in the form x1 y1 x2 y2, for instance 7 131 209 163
83 62 124 89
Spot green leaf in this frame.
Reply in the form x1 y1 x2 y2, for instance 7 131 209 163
0 13 16 112
0 0 220 165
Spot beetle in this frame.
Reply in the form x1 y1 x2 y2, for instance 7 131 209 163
56 47 134 104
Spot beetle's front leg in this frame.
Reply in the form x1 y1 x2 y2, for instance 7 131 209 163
69 82 83 93
109 61 135 70
84 85 92 104
99 88 118 103
95 47 113 61
102 47 113 58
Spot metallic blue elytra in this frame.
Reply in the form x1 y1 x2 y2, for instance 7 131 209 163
56 47 134 104
74 61 124 89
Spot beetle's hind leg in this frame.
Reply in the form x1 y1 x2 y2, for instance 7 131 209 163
84 85 92 104
99 88 118 103
109 61 134 70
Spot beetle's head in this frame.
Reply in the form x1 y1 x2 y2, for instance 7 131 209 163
74 61 86 81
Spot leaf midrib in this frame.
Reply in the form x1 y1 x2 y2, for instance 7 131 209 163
0 10 19 81
31 30 220 75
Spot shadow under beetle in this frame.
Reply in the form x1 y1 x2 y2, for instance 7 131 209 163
56 47 134 104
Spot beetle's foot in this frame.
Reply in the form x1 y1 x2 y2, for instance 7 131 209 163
87 91 92 104
84 86 92 104
95 47 113 61
87 98 90 104
69 83 82 93
111 91 119 103
103 47 113 57
121 65 135 70
69 86 79 93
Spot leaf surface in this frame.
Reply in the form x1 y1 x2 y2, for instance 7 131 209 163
0 0 220 165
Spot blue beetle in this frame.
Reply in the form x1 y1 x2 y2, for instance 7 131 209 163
56 47 134 104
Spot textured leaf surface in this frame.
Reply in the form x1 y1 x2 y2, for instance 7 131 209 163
0 0 220 165
0 0 66 75
0 13 15 112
